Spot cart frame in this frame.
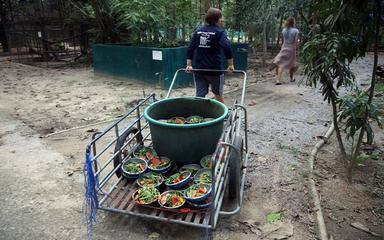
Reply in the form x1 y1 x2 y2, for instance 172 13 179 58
84 69 249 233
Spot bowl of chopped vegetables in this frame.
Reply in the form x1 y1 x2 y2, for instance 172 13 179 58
165 171 192 189
167 116 186 124
194 169 212 184
132 186 160 205
136 172 164 188
179 164 202 175
148 156 172 173
185 115 204 124
158 190 186 209
134 146 157 161
183 183 211 203
200 154 213 169
188 198 213 209
121 158 147 179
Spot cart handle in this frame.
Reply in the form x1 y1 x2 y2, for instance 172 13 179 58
166 68 247 106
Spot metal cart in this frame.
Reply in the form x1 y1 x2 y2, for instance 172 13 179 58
84 69 249 235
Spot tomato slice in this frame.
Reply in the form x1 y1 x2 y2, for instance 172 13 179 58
151 157 160 166
197 187 207 194
171 196 179 206
146 152 153 160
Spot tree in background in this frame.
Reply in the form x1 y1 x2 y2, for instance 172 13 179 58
302 0 382 182
0 0 9 52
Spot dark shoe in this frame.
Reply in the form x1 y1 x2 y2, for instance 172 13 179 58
290 78 296 82
275 82 282 85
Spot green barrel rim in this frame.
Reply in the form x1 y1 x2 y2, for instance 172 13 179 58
143 97 228 129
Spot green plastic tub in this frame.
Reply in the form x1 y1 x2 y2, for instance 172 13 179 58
144 97 228 165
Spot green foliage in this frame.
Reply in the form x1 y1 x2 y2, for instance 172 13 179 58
338 88 383 144
110 0 194 45
69 0 196 46
302 33 357 102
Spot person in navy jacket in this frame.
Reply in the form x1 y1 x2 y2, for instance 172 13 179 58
186 7 234 103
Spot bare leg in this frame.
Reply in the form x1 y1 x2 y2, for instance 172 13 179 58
276 67 283 84
289 68 295 82
213 94 224 103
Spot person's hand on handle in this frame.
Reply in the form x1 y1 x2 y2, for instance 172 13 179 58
227 64 234 74
227 58 234 74
186 65 193 73
186 59 193 73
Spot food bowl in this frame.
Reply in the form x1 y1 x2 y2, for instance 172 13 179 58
165 171 192 189
188 198 213 209
121 158 147 179
167 116 186 124
186 115 203 124
133 146 157 161
136 172 164 188
144 97 228 166
183 183 211 203
132 187 160 205
200 154 213 169
147 156 172 173
158 190 186 209
194 169 212 184
179 164 202 175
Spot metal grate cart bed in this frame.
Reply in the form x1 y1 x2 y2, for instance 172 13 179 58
84 69 249 234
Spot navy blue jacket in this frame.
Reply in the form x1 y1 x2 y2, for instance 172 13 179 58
186 25 233 75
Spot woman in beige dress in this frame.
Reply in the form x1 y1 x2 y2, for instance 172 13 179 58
272 17 299 85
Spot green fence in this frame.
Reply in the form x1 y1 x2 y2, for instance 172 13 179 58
93 43 248 89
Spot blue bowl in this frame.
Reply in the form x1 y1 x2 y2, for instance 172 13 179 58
121 158 147 180
200 154 213 169
158 190 186 209
136 172 164 188
179 164 202 175
183 183 211 203
133 146 157 161
188 198 213 209
165 171 192 189
148 156 172 174
193 168 212 184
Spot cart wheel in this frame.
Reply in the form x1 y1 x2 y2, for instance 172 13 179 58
113 127 143 177
228 136 243 200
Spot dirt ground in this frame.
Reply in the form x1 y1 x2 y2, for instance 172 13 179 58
0 53 383 240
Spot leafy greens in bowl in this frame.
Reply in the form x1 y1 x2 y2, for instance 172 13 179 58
165 171 191 189
121 158 147 179
183 183 211 203
158 190 186 209
134 146 157 161
132 187 160 205
136 172 164 188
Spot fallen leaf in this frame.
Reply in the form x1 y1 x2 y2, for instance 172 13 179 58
266 212 282 223
351 222 380 237
148 232 160 239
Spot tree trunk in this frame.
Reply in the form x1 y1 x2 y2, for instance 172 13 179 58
276 13 284 48
331 95 347 164
0 0 9 52
348 0 382 183
204 0 210 12
263 21 267 54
